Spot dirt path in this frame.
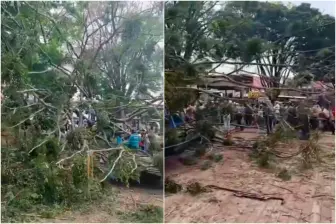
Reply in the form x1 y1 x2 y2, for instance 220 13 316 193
165 131 335 223
45 186 163 223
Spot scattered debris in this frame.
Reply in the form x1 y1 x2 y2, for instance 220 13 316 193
200 160 212 170
184 181 285 205
186 182 208 196
165 178 182 194
208 196 221 203
223 138 234 146
207 153 223 162
206 184 285 205
277 168 292 181
194 147 207 157
179 150 199 166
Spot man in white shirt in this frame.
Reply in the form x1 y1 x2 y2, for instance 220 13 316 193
274 101 280 114
273 101 280 125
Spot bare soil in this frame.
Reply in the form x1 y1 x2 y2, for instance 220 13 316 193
165 130 335 223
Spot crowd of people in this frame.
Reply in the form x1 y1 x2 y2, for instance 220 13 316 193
181 98 335 136
116 129 151 152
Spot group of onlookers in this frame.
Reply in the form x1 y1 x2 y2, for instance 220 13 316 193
184 99 335 136
116 129 151 151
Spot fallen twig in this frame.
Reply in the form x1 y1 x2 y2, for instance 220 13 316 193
60 141 67 152
9 108 45 128
205 184 285 205
29 129 57 154
131 153 138 174
130 193 137 209
100 148 125 182
269 183 294 194
312 194 335 200
56 150 84 166
281 214 309 222
165 209 175 217
56 140 89 166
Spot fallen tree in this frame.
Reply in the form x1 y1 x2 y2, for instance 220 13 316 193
1 1 163 222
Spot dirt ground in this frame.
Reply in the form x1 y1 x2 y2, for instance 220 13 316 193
45 186 163 223
165 130 335 223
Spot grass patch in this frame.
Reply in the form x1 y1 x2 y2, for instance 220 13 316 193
256 151 272 168
165 178 182 194
200 160 212 170
2 203 65 223
1 182 118 223
186 182 207 196
194 147 207 157
119 204 163 223
207 153 223 162
277 168 291 181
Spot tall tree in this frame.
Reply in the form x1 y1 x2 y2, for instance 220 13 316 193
165 1 335 100
217 1 335 87
95 2 163 102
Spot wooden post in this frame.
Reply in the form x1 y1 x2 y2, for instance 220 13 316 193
87 153 91 178
91 152 94 178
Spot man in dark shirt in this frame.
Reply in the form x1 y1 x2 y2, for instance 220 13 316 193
244 103 253 126
317 93 330 110
262 103 273 135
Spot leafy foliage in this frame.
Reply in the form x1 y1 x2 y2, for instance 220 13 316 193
119 204 163 223
165 1 335 92
1 1 163 221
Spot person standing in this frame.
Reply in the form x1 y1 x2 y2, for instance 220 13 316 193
222 102 232 132
143 131 151 152
263 103 273 135
286 102 298 127
310 105 320 130
185 103 196 123
297 103 311 140
320 107 335 135
244 103 253 126
273 101 281 126
317 92 330 110
235 103 244 131
127 129 141 150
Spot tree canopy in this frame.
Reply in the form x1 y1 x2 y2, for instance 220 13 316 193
165 1 335 89
1 1 163 222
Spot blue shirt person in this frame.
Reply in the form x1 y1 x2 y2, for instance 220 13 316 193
116 135 123 145
127 130 141 150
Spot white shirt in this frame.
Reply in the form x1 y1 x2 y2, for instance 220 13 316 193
274 104 280 114
258 109 263 117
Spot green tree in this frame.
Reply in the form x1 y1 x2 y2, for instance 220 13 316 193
217 1 335 87
165 1 335 107
1 2 163 221
96 2 163 102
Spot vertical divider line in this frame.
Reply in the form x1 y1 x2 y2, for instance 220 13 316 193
162 2 166 223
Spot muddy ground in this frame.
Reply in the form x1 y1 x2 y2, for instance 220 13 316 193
165 130 335 223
